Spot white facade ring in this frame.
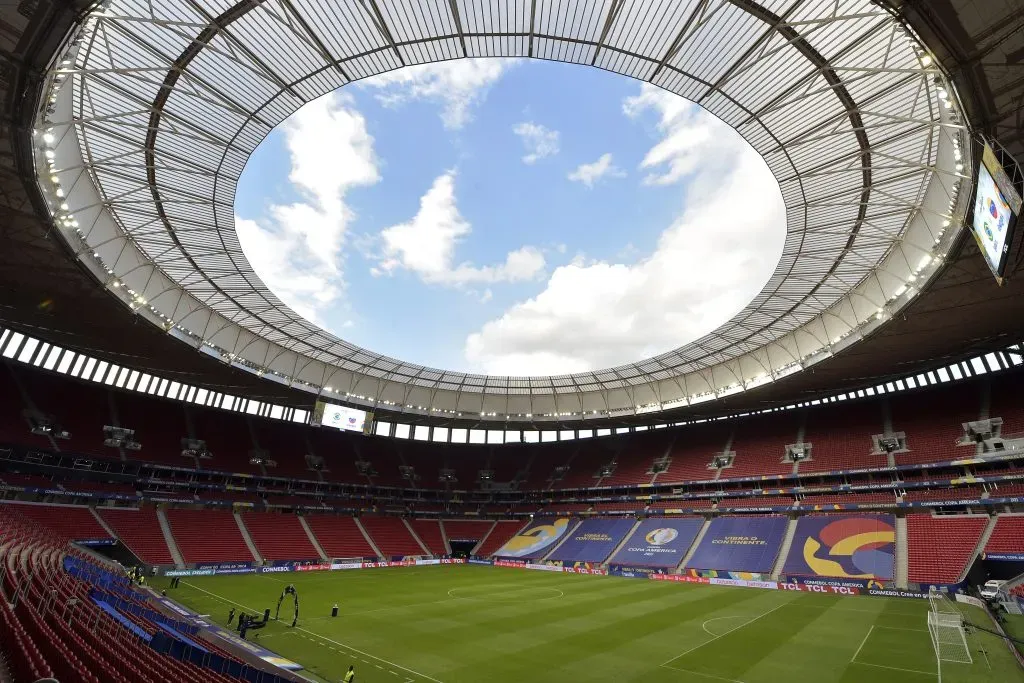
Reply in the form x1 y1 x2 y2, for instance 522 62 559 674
35 0 971 423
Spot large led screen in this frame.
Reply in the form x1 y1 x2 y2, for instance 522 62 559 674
973 163 1016 276
972 144 1021 279
315 401 370 433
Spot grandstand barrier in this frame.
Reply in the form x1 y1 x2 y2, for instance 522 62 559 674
985 553 1024 561
162 558 466 577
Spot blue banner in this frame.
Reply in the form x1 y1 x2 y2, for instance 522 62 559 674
548 518 635 564
609 517 704 568
685 516 788 573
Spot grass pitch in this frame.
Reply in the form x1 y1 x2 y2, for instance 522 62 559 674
157 565 1023 683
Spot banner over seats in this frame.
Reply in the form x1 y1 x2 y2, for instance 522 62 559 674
493 517 571 559
548 518 636 564
609 517 704 568
782 514 895 580
685 516 788 574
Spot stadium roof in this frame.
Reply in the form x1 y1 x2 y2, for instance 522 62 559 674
2 0 1015 428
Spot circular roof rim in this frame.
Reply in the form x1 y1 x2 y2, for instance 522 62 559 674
39 0 970 419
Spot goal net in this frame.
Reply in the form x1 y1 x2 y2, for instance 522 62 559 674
927 589 972 674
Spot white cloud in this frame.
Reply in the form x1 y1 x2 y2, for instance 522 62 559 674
513 122 560 164
236 92 379 325
567 153 625 188
358 58 515 129
623 85 722 186
464 84 786 375
376 172 546 286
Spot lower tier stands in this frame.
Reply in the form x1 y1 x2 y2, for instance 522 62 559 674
99 507 174 565
0 505 271 683
304 515 375 559
475 520 526 557
359 516 425 557
409 519 446 555
985 515 1024 555
3 502 111 541
164 509 253 564
906 514 988 583
241 512 320 561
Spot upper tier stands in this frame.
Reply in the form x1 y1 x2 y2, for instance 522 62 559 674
891 384 980 465
304 515 375 558
4 361 1024 510
13 365 111 458
992 375 1024 436
801 401 884 473
189 408 261 476
241 512 320 561
165 509 253 564
727 413 801 478
99 507 174 565
250 419 315 480
110 390 186 467
359 516 425 557
656 423 729 484
906 514 988 583
558 440 618 489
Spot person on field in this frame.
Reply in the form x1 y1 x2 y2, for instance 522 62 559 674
343 665 355 682
227 607 236 625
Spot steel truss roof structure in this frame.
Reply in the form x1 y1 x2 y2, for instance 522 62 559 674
36 0 970 422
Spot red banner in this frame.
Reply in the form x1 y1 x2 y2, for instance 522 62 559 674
778 582 860 595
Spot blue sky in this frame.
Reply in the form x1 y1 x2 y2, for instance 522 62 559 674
235 59 786 375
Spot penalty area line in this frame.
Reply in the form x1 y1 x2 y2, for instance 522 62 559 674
659 664 746 683
851 625 874 664
849 661 936 677
181 581 443 683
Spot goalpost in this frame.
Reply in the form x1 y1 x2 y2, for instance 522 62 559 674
927 588 972 682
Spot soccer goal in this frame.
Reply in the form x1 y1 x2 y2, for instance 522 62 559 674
927 588 972 683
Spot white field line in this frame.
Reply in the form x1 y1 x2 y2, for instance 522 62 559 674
873 624 927 632
660 601 790 666
660 665 746 683
701 615 755 637
850 661 936 677
182 581 442 682
851 625 874 663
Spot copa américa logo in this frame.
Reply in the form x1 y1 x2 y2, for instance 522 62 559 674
645 528 679 546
